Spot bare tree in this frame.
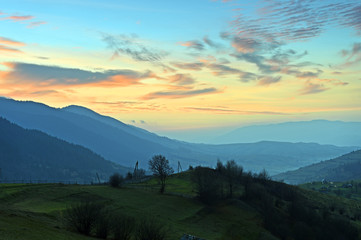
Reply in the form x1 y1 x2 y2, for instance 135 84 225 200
149 155 173 193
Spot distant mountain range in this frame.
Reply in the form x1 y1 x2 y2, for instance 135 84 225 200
0 97 357 175
0 117 129 182
213 120 361 147
273 150 361 184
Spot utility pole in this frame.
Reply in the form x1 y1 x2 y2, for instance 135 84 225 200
177 161 182 173
133 161 139 179
96 172 101 184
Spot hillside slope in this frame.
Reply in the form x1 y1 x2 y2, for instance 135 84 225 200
0 117 129 182
1 171 360 240
274 150 361 184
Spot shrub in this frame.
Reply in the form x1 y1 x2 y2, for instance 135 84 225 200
109 173 124 188
95 209 110 239
135 218 167 240
112 214 135 240
63 201 103 235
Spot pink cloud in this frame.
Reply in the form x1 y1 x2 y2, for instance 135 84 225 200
3 15 34 21
27 21 47 28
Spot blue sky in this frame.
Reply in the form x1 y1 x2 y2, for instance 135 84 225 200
1 0 361 141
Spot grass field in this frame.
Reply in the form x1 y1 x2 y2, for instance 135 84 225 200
2 172 361 240
0 173 273 240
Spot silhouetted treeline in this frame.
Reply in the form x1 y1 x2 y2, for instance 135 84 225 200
191 161 360 240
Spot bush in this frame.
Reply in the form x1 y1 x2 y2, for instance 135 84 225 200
63 201 103 235
95 209 110 239
109 173 124 188
112 214 135 240
135 218 167 240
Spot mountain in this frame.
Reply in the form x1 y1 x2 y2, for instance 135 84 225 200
0 117 129 182
273 149 361 184
0 97 357 175
213 120 361 147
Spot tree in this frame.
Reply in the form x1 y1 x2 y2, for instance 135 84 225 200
216 160 243 198
149 155 173 193
192 166 222 204
224 160 243 197
109 173 124 188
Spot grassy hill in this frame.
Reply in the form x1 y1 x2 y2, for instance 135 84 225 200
1 170 361 240
274 150 361 184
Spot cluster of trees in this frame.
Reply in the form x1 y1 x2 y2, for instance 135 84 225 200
190 161 360 240
63 201 167 240
109 154 174 194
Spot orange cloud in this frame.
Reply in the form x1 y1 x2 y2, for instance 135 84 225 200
178 40 204 50
0 37 25 46
0 45 23 53
141 87 220 100
183 107 288 115
0 62 155 88
3 15 34 21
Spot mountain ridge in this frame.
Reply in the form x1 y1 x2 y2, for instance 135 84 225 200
213 120 361 147
0 97 357 175
0 117 130 182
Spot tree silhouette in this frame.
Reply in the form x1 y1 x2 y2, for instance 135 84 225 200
149 155 173 193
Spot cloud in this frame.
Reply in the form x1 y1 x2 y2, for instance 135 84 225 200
280 68 323 79
239 72 258 82
168 74 196 85
30 90 58 95
206 63 259 82
184 106 288 115
257 76 282 85
340 42 361 66
27 21 47 28
0 45 23 53
1 62 155 86
178 40 205 51
315 78 348 86
231 37 261 53
102 33 167 62
0 37 25 46
142 87 220 100
203 36 221 48
207 63 242 76
231 1 361 42
3 15 34 21
300 82 329 95
232 52 274 74
171 62 204 71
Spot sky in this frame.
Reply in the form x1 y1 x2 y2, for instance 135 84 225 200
1 0 361 142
